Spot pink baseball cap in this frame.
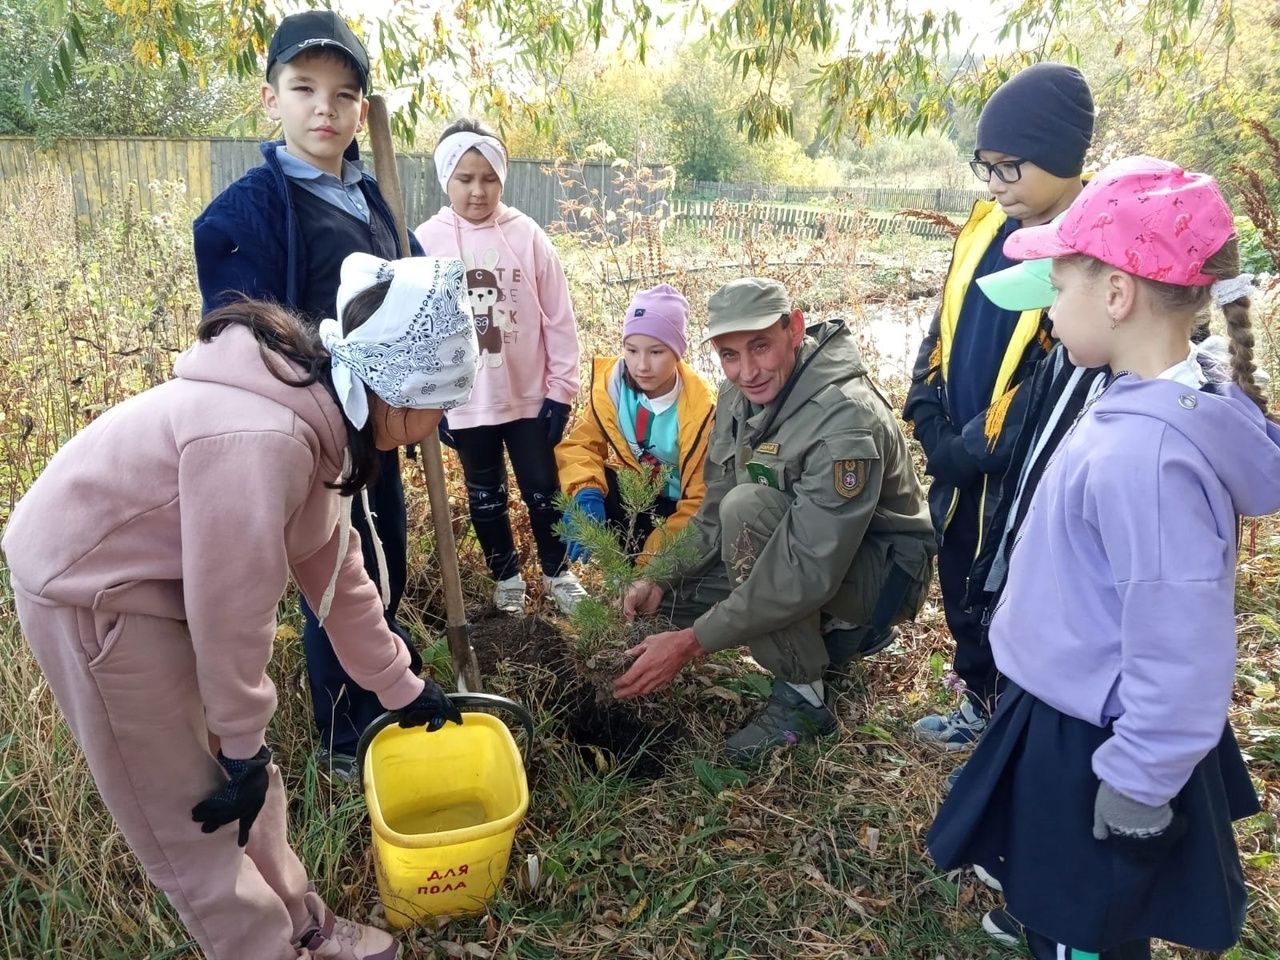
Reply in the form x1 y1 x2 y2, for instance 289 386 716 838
1002 155 1235 286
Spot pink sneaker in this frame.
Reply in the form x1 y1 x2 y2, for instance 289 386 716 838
295 891 400 960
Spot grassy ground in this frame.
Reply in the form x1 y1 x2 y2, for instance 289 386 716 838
1 167 1278 960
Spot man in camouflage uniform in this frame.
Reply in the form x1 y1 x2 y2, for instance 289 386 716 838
615 277 935 764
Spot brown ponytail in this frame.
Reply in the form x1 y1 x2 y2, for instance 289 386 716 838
1194 238 1268 417
1221 294 1268 415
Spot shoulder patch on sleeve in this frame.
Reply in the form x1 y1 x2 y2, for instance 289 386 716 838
833 459 867 499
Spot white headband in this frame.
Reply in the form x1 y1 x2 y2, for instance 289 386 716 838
319 254 480 429
1211 273 1258 306
434 131 508 193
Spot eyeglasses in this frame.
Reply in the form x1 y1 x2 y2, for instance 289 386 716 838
969 157 1032 184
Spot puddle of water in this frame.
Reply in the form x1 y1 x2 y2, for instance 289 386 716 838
842 301 931 382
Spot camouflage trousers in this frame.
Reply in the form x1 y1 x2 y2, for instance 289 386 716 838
657 484 929 683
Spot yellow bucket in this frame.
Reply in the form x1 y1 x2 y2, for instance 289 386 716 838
356 694 533 928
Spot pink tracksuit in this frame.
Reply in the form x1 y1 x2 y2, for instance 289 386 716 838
2 325 425 958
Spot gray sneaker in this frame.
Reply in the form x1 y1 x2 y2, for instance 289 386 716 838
724 678 838 766
316 748 357 785
912 698 988 752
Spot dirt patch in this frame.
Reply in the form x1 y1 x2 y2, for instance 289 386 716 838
466 610 685 779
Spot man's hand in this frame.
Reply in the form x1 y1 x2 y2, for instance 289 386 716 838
622 580 664 622
614 627 702 699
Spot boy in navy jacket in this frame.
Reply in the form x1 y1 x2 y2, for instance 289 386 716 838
194 10 425 781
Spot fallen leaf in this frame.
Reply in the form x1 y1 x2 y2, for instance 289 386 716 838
863 825 880 858
700 686 742 704
625 894 648 922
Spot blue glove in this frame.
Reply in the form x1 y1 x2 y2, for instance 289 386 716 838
564 488 607 563
537 398 572 446
436 416 458 449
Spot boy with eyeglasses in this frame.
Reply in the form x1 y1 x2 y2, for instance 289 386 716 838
904 63 1094 753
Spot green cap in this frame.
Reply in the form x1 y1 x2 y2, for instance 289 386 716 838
975 212 1068 311
976 256 1055 310
702 277 791 344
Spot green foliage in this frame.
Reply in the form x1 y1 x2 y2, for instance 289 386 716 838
841 130 962 185
21 0 1246 147
1239 219 1278 275
555 466 698 655
662 54 748 182
2 1 259 139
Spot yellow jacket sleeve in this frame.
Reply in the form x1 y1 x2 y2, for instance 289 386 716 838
555 394 609 497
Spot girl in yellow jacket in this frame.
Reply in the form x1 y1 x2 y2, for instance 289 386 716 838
557 284 715 565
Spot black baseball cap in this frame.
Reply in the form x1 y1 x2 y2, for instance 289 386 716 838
266 11 370 93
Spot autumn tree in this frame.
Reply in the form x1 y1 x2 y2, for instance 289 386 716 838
21 0 1244 145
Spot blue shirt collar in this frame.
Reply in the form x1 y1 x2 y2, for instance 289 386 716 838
274 145 364 185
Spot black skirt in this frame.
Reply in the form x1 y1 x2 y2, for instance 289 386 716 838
926 683 1259 953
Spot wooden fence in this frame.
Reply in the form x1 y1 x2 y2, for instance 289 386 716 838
0 136 964 240
0 137 668 232
668 199 957 241
682 179 985 213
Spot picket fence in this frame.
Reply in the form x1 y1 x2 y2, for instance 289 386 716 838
668 198 956 241
683 179 984 214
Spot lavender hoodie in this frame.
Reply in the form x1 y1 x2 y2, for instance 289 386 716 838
2 326 425 758
414 203 580 429
991 370 1280 806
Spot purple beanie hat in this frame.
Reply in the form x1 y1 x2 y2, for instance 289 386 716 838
622 284 689 356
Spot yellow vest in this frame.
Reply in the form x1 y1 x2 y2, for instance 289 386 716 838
936 199 1046 451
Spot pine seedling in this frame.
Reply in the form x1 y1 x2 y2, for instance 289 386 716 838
555 466 700 657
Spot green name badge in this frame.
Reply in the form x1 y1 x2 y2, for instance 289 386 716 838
745 460 778 489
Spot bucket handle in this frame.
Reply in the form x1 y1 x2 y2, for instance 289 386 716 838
355 693 536 791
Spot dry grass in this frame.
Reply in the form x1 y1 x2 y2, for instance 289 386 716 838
1 165 1278 960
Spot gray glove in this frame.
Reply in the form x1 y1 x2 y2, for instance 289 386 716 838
1092 780 1173 840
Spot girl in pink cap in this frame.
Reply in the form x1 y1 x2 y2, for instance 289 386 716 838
928 155 1280 959
556 284 716 566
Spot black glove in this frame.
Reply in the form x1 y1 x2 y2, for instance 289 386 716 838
537 398 571 446
437 416 458 449
191 746 272 847
910 411 949 455
925 430 981 486
392 678 463 732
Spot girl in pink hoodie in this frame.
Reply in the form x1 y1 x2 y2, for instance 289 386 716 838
2 255 479 960
414 119 585 616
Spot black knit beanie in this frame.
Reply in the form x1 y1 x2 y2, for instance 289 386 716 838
975 62 1094 178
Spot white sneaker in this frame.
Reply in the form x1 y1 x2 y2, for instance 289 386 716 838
493 574 526 614
543 571 588 615
973 862 1003 892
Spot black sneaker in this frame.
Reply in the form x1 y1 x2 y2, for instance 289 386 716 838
982 907 1024 947
824 623 899 669
724 678 838 766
